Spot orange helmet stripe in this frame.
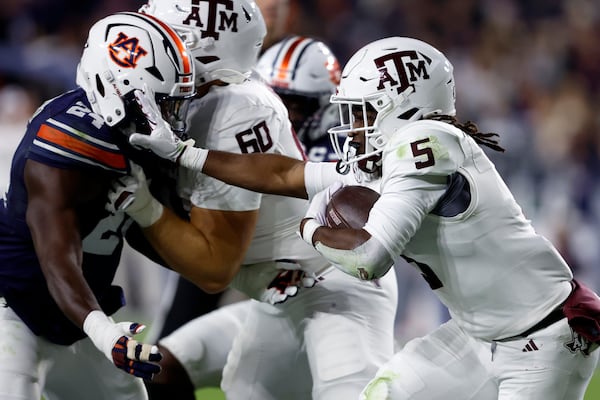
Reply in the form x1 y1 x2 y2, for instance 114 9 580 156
276 36 307 81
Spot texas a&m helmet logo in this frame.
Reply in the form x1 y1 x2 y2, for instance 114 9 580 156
109 32 148 68
374 50 431 94
181 0 239 39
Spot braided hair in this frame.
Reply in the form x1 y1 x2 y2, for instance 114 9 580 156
428 115 505 153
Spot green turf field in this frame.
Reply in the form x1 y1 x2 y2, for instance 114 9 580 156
194 368 600 399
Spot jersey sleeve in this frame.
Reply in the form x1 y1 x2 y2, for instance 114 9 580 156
27 103 126 173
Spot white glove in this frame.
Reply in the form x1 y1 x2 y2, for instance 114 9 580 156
129 87 208 170
83 310 162 380
260 269 321 305
106 162 163 228
300 181 344 245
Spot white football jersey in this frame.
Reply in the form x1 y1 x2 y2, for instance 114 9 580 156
177 79 327 279
364 120 573 340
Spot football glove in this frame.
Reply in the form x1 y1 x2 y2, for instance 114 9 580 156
106 162 163 228
83 310 162 380
300 181 344 245
129 86 208 171
261 269 320 305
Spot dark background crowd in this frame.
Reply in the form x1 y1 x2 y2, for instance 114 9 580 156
1 0 599 303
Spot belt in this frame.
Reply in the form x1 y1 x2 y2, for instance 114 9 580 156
498 303 566 341
519 304 566 337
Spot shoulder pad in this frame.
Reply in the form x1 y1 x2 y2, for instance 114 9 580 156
382 120 465 177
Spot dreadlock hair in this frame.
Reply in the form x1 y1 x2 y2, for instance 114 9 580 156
427 115 505 153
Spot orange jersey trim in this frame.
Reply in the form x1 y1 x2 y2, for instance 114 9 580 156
37 124 126 170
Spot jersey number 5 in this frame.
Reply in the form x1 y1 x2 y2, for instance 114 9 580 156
411 138 435 169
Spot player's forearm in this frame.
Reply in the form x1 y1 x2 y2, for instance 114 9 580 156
140 207 244 293
29 213 101 327
202 150 308 199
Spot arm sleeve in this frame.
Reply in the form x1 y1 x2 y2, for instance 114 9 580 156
304 162 357 199
314 235 394 280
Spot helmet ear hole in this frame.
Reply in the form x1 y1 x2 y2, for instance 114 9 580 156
95 75 105 97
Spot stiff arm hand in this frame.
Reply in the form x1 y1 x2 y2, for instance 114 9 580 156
129 87 208 170
83 310 162 380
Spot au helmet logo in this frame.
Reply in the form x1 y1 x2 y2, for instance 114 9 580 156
182 0 238 40
374 50 431 94
109 32 148 68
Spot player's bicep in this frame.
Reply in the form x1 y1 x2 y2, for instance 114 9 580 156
25 160 82 240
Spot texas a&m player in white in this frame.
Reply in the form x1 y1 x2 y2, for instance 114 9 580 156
130 36 600 399
112 1 398 399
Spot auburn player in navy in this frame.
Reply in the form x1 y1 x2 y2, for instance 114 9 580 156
0 12 194 400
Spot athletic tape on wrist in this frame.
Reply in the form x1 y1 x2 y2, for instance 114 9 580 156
83 310 114 359
179 146 209 171
301 218 322 246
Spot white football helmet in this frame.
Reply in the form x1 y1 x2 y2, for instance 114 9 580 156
257 35 341 107
76 12 195 131
140 0 266 85
328 36 456 171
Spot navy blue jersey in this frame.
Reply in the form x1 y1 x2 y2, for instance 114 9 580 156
0 89 149 345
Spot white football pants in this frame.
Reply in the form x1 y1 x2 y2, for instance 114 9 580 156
161 266 398 400
0 298 147 400
361 317 599 400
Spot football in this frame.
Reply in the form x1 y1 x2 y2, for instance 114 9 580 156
325 185 380 229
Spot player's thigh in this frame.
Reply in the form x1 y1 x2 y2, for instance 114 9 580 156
303 269 398 400
221 300 311 400
0 302 43 400
44 337 148 400
362 319 497 400
497 319 599 400
160 300 249 388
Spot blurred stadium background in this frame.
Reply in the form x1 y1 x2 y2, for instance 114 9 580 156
1 0 599 397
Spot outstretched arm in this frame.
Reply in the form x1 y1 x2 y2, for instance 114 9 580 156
129 88 309 199
202 150 308 199
129 128 309 198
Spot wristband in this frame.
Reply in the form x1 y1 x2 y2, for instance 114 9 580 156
179 146 209 171
301 218 322 246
